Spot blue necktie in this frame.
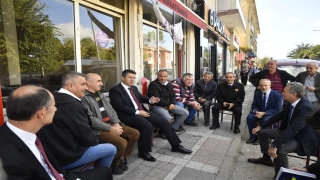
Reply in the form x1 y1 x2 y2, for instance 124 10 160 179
262 93 266 111
287 105 293 126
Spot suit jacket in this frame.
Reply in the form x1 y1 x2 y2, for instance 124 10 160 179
216 81 245 105
109 83 149 122
261 98 319 156
194 79 217 101
251 90 283 116
296 71 320 100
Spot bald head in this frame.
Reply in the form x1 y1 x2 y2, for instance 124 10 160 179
85 73 103 93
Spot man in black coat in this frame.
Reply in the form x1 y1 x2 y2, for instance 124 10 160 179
248 82 318 178
0 85 111 180
194 71 217 126
210 72 245 134
109 69 192 162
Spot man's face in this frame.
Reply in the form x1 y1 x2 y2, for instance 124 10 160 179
266 61 277 72
306 63 318 76
182 76 194 87
259 81 271 93
225 73 235 84
157 71 168 84
42 93 57 125
282 86 295 102
203 74 212 83
70 76 88 98
88 74 103 92
121 73 136 86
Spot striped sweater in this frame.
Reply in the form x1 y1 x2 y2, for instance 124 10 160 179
171 78 195 105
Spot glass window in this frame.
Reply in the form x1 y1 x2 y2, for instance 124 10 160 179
78 6 120 92
0 0 74 106
99 0 124 10
143 24 157 81
217 43 223 83
142 0 157 24
159 30 174 80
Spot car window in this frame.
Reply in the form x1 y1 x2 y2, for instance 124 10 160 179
278 65 320 76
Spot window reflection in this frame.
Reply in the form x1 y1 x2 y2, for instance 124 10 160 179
158 30 174 80
217 44 223 83
143 24 157 80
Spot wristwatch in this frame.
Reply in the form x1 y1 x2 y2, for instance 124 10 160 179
270 143 277 148
252 110 257 114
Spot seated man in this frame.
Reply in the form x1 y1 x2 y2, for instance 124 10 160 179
109 70 192 162
37 72 116 170
148 70 189 135
194 71 217 126
248 82 318 179
0 85 112 180
210 72 245 134
246 79 283 145
82 73 140 175
172 73 201 127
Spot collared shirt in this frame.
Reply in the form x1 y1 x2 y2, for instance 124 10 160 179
304 74 318 102
228 83 234 87
7 122 58 180
262 89 271 106
159 80 169 86
58 88 81 101
121 82 140 115
289 98 301 119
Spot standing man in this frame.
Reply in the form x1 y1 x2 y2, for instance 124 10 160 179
109 70 192 162
210 72 245 134
0 85 112 180
37 72 116 170
172 73 201 127
246 79 283 145
296 61 320 108
148 70 189 134
82 73 140 175
248 82 317 179
194 71 217 126
250 59 295 93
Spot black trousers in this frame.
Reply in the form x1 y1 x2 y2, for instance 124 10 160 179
121 112 181 152
211 103 242 127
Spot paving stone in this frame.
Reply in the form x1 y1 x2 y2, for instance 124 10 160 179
148 168 170 179
196 171 217 180
131 164 153 175
170 157 188 166
157 161 176 171
190 154 208 163
185 160 204 170
163 172 178 180
157 154 174 162
176 167 200 179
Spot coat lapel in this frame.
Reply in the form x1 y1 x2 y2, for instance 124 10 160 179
118 83 135 107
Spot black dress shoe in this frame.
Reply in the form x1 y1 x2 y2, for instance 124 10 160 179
247 157 274 167
234 128 240 134
112 165 124 175
172 145 193 154
138 152 156 162
209 124 220 130
252 139 260 145
204 120 209 126
245 138 257 144
184 121 199 127
119 159 128 171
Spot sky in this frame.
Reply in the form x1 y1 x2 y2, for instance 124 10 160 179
255 0 320 59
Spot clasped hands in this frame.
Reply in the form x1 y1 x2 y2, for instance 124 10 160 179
198 97 206 103
110 123 123 136
254 111 266 118
150 96 160 104
223 102 234 110
189 101 201 110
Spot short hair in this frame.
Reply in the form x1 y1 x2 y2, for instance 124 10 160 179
287 82 305 98
259 79 271 85
158 69 168 74
267 59 278 64
307 62 318 68
306 109 320 130
62 71 85 87
225 72 234 76
6 86 52 121
203 71 213 76
122 69 136 77
182 73 193 80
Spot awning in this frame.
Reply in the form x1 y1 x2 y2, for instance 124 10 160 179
158 0 207 31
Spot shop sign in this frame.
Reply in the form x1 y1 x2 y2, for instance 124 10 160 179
234 35 240 45
237 53 245 60
96 31 109 48
208 9 230 41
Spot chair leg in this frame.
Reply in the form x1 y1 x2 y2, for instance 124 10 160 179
197 110 199 117
306 156 310 166
220 111 223 123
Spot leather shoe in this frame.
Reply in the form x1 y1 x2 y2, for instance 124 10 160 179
138 152 156 162
234 128 240 134
209 124 220 130
172 145 193 154
248 157 274 167
119 159 128 171
204 120 209 126
252 139 260 145
245 138 257 144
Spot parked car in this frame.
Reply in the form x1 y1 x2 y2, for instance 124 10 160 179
276 59 320 76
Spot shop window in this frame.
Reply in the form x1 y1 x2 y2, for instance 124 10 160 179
142 0 173 24
143 24 157 81
159 30 174 80
217 44 224 83
78 6 120 93
0 0 74 106
99 0 124 10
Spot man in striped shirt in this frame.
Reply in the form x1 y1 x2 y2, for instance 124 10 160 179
172 73 201 127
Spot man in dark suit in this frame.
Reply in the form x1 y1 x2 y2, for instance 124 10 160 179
246 79 283 145
0 85 111 180
109 69 192 162
248 82 318 179
210 72 245 134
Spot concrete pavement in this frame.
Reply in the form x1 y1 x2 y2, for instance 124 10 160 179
113 84 314 180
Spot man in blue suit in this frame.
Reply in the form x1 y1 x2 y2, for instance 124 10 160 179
248 82 318 179
246 79 283 145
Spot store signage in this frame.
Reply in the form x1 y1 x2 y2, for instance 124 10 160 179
234 35 240 45
208 9 230 41
96 31 109 48
158 0 207 30
237 53 245 60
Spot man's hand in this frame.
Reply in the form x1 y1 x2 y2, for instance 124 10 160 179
306 86 315 91
198 97 206 103
268 146 278 158
150 96 160 104
228 103 234 110
291 167 308 172
190 101 201 110
138 110 150 117
110 125 123 136
252 126 261 135
169 104 175 110
255 111 266 118
223 102 228 107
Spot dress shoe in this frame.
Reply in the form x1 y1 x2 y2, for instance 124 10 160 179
184 121 199 127
171 145 193 154
247 157 274 167
138 152 156 162
204 120 209 126
245 138 257 144
119 159 128 171
234 128 240 134
112 165 124 175
209 124 220 130
252 139 260 145
177 125 186 133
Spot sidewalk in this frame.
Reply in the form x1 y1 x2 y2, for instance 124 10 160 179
113 84 312 180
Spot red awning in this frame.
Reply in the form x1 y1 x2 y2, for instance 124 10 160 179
158 0 207 31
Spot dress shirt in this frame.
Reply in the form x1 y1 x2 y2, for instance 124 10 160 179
304 74 318 102
121 82 140 115
58 88 81 101
262 89 271 108
7 122 59 179
289 98 301 119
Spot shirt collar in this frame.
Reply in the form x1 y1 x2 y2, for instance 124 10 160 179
263 89 271 95
158 80 168 86
121 82 130 89
228 82 234 86
6 121 36 145
308 73 316 78
291 98 301 108
58 88 81 101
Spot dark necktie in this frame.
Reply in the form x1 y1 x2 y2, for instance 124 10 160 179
128 88 144 110
35 137 64 180
287 105 294 126
262 93 267 111
229 84 232 87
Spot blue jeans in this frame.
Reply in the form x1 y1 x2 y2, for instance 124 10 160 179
175 102 196 123
62 144 116 169
152 105 189 130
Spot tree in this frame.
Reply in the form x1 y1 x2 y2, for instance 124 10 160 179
287 43 313 58
257 56 270 69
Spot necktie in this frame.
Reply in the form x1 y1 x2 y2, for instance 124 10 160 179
35 137 64 180
262 93 267 111
229 85 232 87
287 105 294 126
128 88 144 110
